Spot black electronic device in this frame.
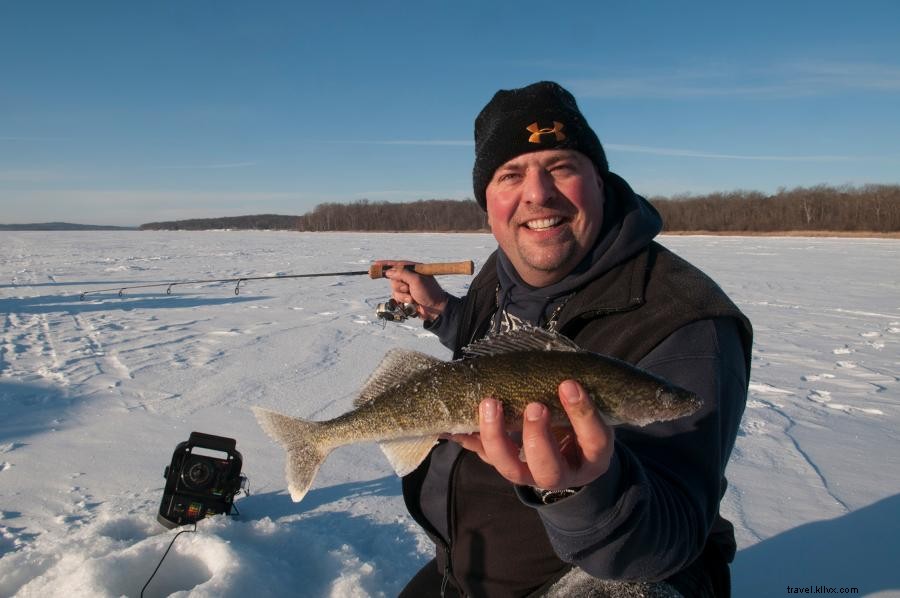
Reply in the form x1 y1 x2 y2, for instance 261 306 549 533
157 432 244 529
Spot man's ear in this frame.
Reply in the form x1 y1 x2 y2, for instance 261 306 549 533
595 169 605 192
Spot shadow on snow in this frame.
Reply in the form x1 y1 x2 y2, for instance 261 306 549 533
0 279 175 290
0 292 267 316
733 493 900 596
236 476 404 520
0 380 81 445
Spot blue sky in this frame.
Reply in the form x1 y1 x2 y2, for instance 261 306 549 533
2 1 899 226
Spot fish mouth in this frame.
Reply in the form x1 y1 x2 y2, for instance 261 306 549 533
656 387 703 418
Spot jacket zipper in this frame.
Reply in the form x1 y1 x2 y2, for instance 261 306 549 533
440 448 467 596
440 544 452 597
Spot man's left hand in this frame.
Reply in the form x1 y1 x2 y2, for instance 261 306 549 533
448 379 615 491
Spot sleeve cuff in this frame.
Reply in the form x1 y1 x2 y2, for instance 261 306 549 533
516 451 623 531
423 294 461 350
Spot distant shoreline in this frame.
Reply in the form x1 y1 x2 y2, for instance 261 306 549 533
0 223 137 231
3 227 898 239
662 230 900 239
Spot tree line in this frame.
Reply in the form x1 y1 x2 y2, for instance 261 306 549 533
140 214 301 231
651 184 900 233
295 199 488 231
139 199 488 232
138 184 899 233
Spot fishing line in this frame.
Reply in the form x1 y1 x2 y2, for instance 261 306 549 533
79 271 369 300
140 523 197 598
77 260 474 300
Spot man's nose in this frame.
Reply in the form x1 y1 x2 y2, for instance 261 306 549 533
522 168 556 205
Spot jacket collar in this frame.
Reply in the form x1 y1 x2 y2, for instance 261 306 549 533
556 242 652 330
469 242 652 333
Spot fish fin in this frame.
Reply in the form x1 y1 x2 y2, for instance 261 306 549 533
354 348 441 407
252 406 330 502
378 435 440 476
600 413 625 427
462 324 581 358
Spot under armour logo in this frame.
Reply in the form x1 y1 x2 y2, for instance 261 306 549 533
526 121 566 144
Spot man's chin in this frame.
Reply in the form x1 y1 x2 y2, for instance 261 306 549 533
516 251 580 281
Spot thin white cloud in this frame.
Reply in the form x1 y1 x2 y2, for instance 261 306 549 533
788 60 900 92
0 170 64 183
570 60 900 99
0 136 70 141
605 144 862 162
336 139 865 162
347 189 472 200
0 189 304 206
335 140 473 146
148 161 258 170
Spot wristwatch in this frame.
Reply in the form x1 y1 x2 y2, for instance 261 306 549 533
533 486 581 504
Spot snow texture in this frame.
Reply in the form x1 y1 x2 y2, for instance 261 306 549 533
0 231 897 597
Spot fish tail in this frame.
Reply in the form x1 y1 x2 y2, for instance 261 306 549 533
252 406 330 502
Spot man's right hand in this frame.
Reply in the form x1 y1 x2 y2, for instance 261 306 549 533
375 260 449 323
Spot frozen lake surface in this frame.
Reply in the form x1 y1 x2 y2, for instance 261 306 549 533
1 231 898 597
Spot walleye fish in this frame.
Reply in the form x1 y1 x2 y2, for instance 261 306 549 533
254 326 701 502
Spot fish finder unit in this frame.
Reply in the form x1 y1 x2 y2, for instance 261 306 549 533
157 432 245 529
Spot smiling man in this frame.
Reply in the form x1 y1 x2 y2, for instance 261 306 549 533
486 149 604 287
382 81 753 597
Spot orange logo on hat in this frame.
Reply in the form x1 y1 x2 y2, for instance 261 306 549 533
526 121 566 144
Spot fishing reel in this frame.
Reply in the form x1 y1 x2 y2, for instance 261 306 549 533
375 298 419 322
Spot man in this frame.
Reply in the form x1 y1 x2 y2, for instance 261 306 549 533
382 81 752 597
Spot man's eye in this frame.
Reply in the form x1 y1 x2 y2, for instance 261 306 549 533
497 172 521 183
551 164 575 175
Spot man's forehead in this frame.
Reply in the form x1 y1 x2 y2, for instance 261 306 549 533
496 149 590 170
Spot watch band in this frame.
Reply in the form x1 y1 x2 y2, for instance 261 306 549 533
533 486 581 504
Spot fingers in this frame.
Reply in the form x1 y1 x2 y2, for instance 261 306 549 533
558 380 615 480
451 383 615 491
388 277 415 304
377 260 417 301
444 433 485 458
478 399 534 486
380 261 448 321
500 381 614 490
520 402 567 489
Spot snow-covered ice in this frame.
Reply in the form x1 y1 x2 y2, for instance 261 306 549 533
0 231 897 597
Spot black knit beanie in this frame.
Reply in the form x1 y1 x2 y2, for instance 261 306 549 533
472 81 608 210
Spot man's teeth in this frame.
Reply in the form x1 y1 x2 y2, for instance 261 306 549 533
525 217 562 230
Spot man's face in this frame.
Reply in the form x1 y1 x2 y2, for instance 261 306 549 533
485 149 604 287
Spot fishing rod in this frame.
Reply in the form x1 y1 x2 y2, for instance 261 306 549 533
78 260 474 301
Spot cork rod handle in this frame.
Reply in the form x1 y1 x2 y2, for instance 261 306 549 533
368 260 475 279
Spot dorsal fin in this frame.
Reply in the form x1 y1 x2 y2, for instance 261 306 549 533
461 324 582 358
354 348 441 407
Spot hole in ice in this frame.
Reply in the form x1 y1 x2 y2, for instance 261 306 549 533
103 540 212 598
95 517 153 543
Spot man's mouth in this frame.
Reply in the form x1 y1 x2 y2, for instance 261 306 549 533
523 216 563 231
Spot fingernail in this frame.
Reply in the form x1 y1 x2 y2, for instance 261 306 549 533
525 403 544 422
561 380 582 405
481 399 498 423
